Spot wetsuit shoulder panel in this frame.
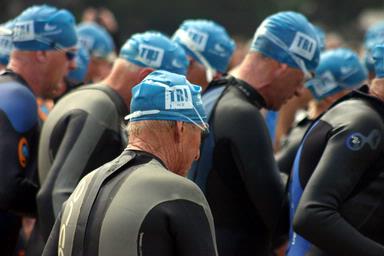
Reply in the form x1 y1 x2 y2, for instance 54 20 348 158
0 82 37 133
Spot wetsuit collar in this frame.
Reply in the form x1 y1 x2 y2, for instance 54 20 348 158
229 76 267 108
0 68 33 93
125 149 167 169
331 85 384 119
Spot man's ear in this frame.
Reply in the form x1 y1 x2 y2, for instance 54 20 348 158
274 62 289 77
137 67 155 83
35 50 49 63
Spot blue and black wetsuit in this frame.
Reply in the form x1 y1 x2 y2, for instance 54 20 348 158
0 70 40 255
288 86 384 256
190 77 288 256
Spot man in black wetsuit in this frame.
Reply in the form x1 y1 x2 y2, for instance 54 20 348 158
188 11 321 256
172 19 235 91
37 31 189 245
276 48 368 175
287 44 384 255
0 5 77 255
43 70 217 256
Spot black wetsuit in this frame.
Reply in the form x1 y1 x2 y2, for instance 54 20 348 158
37 84 128 243
276 113 312 175
288 86 384 256
189 77 287 256
0 70 40 255
42 150 218 256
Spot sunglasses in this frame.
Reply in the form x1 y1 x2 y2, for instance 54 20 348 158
40 38 77 61
55 47 77 61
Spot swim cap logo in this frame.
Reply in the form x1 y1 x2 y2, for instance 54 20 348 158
214 43 225 53
345 130 381 151
311 71 338 96
44 23 57 31
79 36 95 52
172 59 184 69
13 21 35 42
289 31 317 61
165 85 193 110
185 28 208 51
136 44 164 68
0 37 11 55
18 137 29 168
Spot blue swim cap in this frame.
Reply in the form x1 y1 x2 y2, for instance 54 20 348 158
364 22 384 50
12 5 77 51
77 22 116 62
251 11 320 75
125 70 208 131
0 20 14 65
305 48 367 100
372 44 384 78
172 19 235 74
364 22 384 74
66 46 90 84
313 25 326 52
120 31 189 75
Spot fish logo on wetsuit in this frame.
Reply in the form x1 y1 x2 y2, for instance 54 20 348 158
18 137 29 168
345 129 381 151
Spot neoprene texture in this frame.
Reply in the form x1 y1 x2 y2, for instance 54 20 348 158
288 88 384 256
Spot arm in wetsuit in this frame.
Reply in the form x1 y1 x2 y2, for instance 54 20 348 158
0 83 39 216
293 100 384 256
37 109 122 240
214 93 288 242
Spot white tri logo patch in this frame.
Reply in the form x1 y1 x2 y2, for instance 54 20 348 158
312 71 338 96
165 85 193 110
289 31 317 61
13 21 35 42
185 28 208 51
136 44 164 68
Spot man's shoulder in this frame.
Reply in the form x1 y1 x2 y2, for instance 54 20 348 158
51 84 118 120
128 160 207 203
0 80 37 133
323 97 384 129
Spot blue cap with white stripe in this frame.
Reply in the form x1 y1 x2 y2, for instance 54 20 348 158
77 22 116 61
12 5 77 51
125 70 208 131
305 48 367 100
251 11 320 77
364 22 384 74
172 19 235 74
120 31 189 75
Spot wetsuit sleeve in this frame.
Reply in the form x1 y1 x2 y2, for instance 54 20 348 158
37 111 121 239
293 115 384 255
215 103 287 241
0 87 39 216
139 199 217 256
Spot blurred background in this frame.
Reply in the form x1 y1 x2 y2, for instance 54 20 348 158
1 0 384 51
